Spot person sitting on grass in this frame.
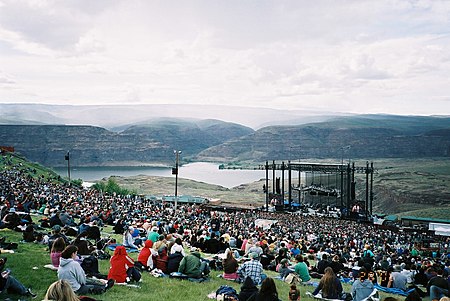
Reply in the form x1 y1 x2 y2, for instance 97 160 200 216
58 245 114 295
178 248 210 278
351 267 374 301
136 239 156 271
108 245 141 283
294 254 311 282
44 279 100 301
0 267 36 299
222 248 239 280
247 277 281 301
51 237 66 268
237 252 265 285
312 267 344 299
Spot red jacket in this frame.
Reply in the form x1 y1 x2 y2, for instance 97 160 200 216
137 240 153 267
108 245 135 283
155 248 168 273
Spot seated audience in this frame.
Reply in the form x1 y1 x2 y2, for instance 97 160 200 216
247 277 281 301
237 252 265 285
58 245 114 295
351 267 374 301
312 267 343 299
108 245 141 283
51 237 66 268
178 248 210 278
223 248 239 280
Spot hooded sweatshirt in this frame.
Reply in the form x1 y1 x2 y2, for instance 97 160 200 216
351 279 374 301
137 240 155 268
238 276 259 301
58 257 86 292
108 245 135 283
178 252 202 278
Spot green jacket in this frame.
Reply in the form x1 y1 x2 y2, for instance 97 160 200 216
178 252 202 278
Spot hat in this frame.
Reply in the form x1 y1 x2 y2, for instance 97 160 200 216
9 208 15 213
151 226 158 231
52 225 62 232
393 265 402 272
172 244 183 253
190 247 198 252
249 252 259 259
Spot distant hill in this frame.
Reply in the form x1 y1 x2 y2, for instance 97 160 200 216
0 113 449 167
0 103 336 129
196 115 450 162
0 119 253 167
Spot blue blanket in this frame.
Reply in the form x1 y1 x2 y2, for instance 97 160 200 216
374 284 415 296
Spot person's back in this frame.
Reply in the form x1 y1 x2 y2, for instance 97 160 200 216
239 276 259 301
178 252 202 278
389 266 407 290
248 277 281 301
294 255 311 282
167 251 184 273
351 267 374 301
352 279 374 301
238 253 264 285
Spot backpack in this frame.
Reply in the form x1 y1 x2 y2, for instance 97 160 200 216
285 273 301 285
216 285 238 301
81 255 100 276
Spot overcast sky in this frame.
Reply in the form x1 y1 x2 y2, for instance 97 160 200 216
0 0 449 115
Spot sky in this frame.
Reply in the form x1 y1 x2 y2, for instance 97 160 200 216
0 0 450 115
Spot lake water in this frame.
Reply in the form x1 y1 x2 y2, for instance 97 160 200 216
53 162 269 188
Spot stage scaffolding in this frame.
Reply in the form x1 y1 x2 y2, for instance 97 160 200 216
261 160 374 219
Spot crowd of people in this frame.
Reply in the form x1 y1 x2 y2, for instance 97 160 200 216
1 153 450 301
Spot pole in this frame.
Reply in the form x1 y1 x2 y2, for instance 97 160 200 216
265 161 269 211
65 151 71 183
370 162 374 217
174 150 181 211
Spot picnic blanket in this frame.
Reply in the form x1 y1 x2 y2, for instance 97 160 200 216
306 291 341 301
107 244 139 253
373 284 415 296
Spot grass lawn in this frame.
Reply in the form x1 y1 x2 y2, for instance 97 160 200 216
0 226 401 301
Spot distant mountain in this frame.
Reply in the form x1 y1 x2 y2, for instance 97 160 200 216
0 119 254 167
1 112 449 168
196 115 450 162
0 103 338 129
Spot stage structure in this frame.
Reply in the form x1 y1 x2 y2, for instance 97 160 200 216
262 160 374 219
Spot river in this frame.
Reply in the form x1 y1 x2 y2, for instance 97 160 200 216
53 162 269 188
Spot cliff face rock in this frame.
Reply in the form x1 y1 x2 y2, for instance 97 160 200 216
1 115 449 167
196 117 450 162
0 120 254 167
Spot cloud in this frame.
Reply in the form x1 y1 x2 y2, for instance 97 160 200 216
0 0 449 115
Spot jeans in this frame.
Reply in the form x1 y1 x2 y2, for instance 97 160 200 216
430 285 448 301
76 279 105 295
3 275 28 295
